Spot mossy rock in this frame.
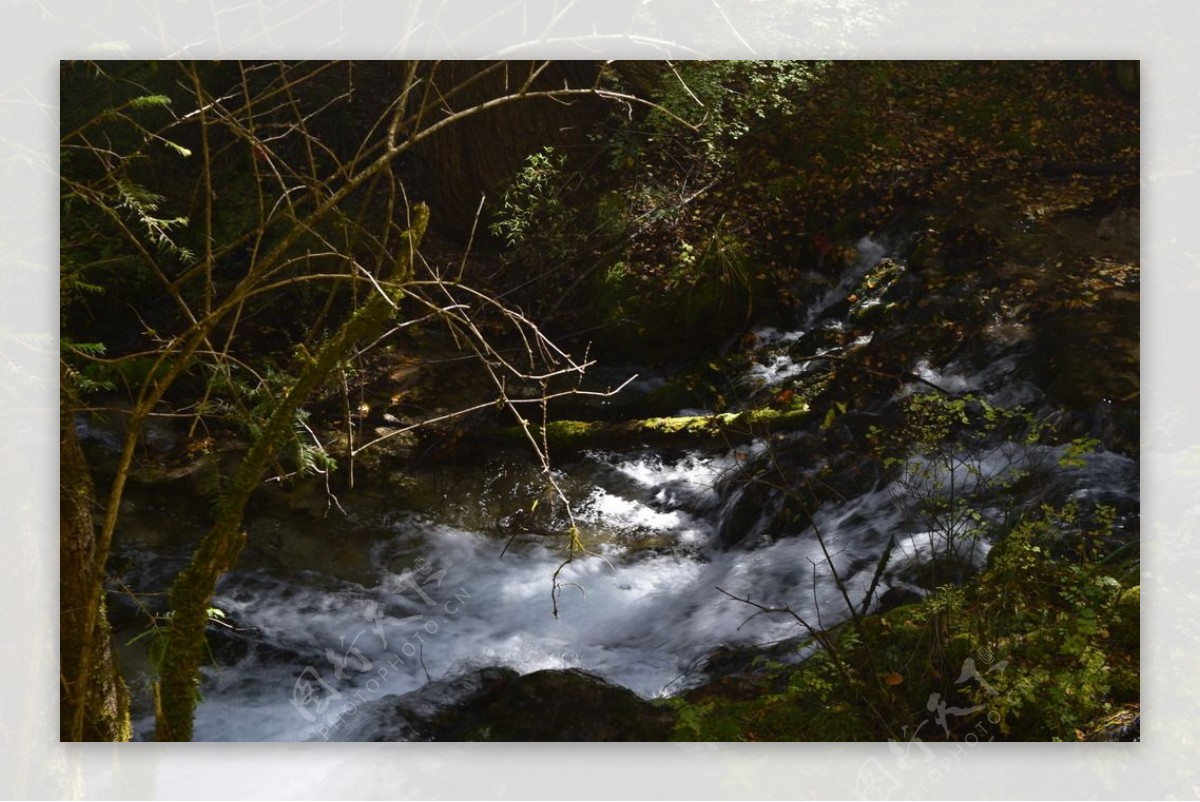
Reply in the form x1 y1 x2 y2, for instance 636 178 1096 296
848 257 908 325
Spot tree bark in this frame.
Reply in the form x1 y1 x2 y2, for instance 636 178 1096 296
415 61 609 236
60 406 132 742
155 205 429 741
610 61 667 99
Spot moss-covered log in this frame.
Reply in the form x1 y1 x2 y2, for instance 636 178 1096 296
482 406 811 454
155 205 429 741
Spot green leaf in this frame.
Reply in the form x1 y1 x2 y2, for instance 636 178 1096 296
129 94 172 109
61 338 107 356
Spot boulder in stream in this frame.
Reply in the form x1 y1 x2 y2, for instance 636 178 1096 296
429 667 676 741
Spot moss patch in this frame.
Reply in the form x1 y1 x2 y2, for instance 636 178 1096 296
488 406 810 453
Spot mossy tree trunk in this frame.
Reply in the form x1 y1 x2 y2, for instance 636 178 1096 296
154 206 429 741
60 404 132 742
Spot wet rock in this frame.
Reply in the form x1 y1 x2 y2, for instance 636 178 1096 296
429 668 676 741
204 618 315 669
1089 712 1139 742
716 465 788 548
693 638 807 687
875 585 924 614
1096 207 1139 256
848 257 909 326
329 666 520 742
74 406 180 457
716 423 888 550
313 665 678 741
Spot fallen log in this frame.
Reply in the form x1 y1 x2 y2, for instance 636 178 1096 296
479 405 812 453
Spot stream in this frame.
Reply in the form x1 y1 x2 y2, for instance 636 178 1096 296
94 235 1139 741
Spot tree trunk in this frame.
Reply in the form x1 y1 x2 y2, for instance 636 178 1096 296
610 61 667 99
415 61 609 236
155 205 429 741
60 407 132 742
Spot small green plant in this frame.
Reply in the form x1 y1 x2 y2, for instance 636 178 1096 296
961 511 1136 739
639 61 829 172
61 86 194 405
61 338 117 397
127 606 228 674
490 146 577 255
488 146 593 309
869 393 1053 588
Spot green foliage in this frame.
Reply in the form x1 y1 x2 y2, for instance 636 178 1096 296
668 642 870 742
481 62 1135 363
126 606 227 679
60 338 107 358
59 260 105 301
869 393 1046 586
638 61 828 171
1059 436 1101 468
676 388 1134 742
291 410 338 478
566 61 832 349
61 72 196 409
199 360 338 482
489 144 592 291
488 145 594 312
64 81 195 267
672 505 1137 741
61 338 116 397
866 387 1128 603
112 179 194 261
126 93 172 110
490 146 572 250
673 699 715 738
962 513 1137 739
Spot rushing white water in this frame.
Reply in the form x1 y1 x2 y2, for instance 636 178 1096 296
802 234 890 329
737 232 890 391
910 355 1043 408
166 439 1134 741
179 471 880 741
